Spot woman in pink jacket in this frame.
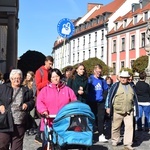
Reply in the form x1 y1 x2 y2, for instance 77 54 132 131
36 68 77 131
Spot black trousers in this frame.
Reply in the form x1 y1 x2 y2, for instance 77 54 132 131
87 101 105 136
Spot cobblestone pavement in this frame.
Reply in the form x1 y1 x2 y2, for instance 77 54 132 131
23 126 150 150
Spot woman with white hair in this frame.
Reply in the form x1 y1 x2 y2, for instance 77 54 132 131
0 69 35 150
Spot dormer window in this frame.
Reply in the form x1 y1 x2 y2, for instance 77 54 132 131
90 20 93 27
144 12 148 21
115 22 118 30
134 15 137 24
97 15 103 24
124 19 127 28
86 22 89 28
103 14 106 21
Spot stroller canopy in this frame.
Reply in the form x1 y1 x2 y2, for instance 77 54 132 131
52 101 95 146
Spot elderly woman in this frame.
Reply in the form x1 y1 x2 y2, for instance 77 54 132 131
36 68 77 131
0 69 35 150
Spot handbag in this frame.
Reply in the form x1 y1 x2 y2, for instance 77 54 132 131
0 87 21 129
0 111 8 129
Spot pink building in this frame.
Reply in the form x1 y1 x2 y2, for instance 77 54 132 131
107 1 150 81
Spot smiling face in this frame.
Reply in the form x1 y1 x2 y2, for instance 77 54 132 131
94 68 102 78
10 73 22 88
76 65 85 76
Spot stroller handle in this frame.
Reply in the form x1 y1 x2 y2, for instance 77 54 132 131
48 114 56 118
41 114 56 119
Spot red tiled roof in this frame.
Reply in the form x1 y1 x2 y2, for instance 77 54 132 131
122 11 133 19
114 16 123 22
108 2 150 35
86 0 126 21
142 3 150 12
115 2 150 22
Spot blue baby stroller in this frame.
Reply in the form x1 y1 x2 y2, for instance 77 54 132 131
43 101 95 150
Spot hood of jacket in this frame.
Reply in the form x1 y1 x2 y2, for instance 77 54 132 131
48 81 65 91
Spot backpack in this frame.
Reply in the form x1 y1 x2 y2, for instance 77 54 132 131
32 68 44 97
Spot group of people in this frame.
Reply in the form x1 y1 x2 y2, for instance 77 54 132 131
0 55 150 150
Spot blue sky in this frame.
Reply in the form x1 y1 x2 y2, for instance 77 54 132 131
18 0 112 57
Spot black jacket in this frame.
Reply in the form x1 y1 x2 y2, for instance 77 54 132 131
135 81 150 103
67 74 88 103
0 83 35 132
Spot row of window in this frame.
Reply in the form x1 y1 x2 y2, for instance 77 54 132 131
75 14 109 34
112 60 135 74
72 48 103 63
112 32 146 52
73 30 104 48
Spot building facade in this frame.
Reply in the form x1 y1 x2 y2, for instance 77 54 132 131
52 0 139 72
107 0 150 80
0 0 19 73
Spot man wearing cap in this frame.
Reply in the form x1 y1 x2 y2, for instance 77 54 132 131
105 71 139 150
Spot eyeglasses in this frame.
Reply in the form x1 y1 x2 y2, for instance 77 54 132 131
12 77 21 80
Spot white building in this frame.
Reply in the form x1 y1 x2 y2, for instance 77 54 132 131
52 0 139 70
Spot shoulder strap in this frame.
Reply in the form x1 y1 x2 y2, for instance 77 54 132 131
9 87 21 107
39 68 44 77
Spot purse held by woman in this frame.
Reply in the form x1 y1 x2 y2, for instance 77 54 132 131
0 111 8 129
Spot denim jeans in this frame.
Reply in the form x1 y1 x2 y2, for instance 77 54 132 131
137 105 150 130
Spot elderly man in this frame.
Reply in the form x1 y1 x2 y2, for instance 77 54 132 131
105 71 139 150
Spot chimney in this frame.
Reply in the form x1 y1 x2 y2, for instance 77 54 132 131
87 3 102 12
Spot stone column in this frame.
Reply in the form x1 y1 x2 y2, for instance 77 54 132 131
6 12 17 72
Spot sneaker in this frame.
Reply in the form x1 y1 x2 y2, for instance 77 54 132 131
99 134 108 142
124 145 134 150
34 134 43 144
112 142 117 146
